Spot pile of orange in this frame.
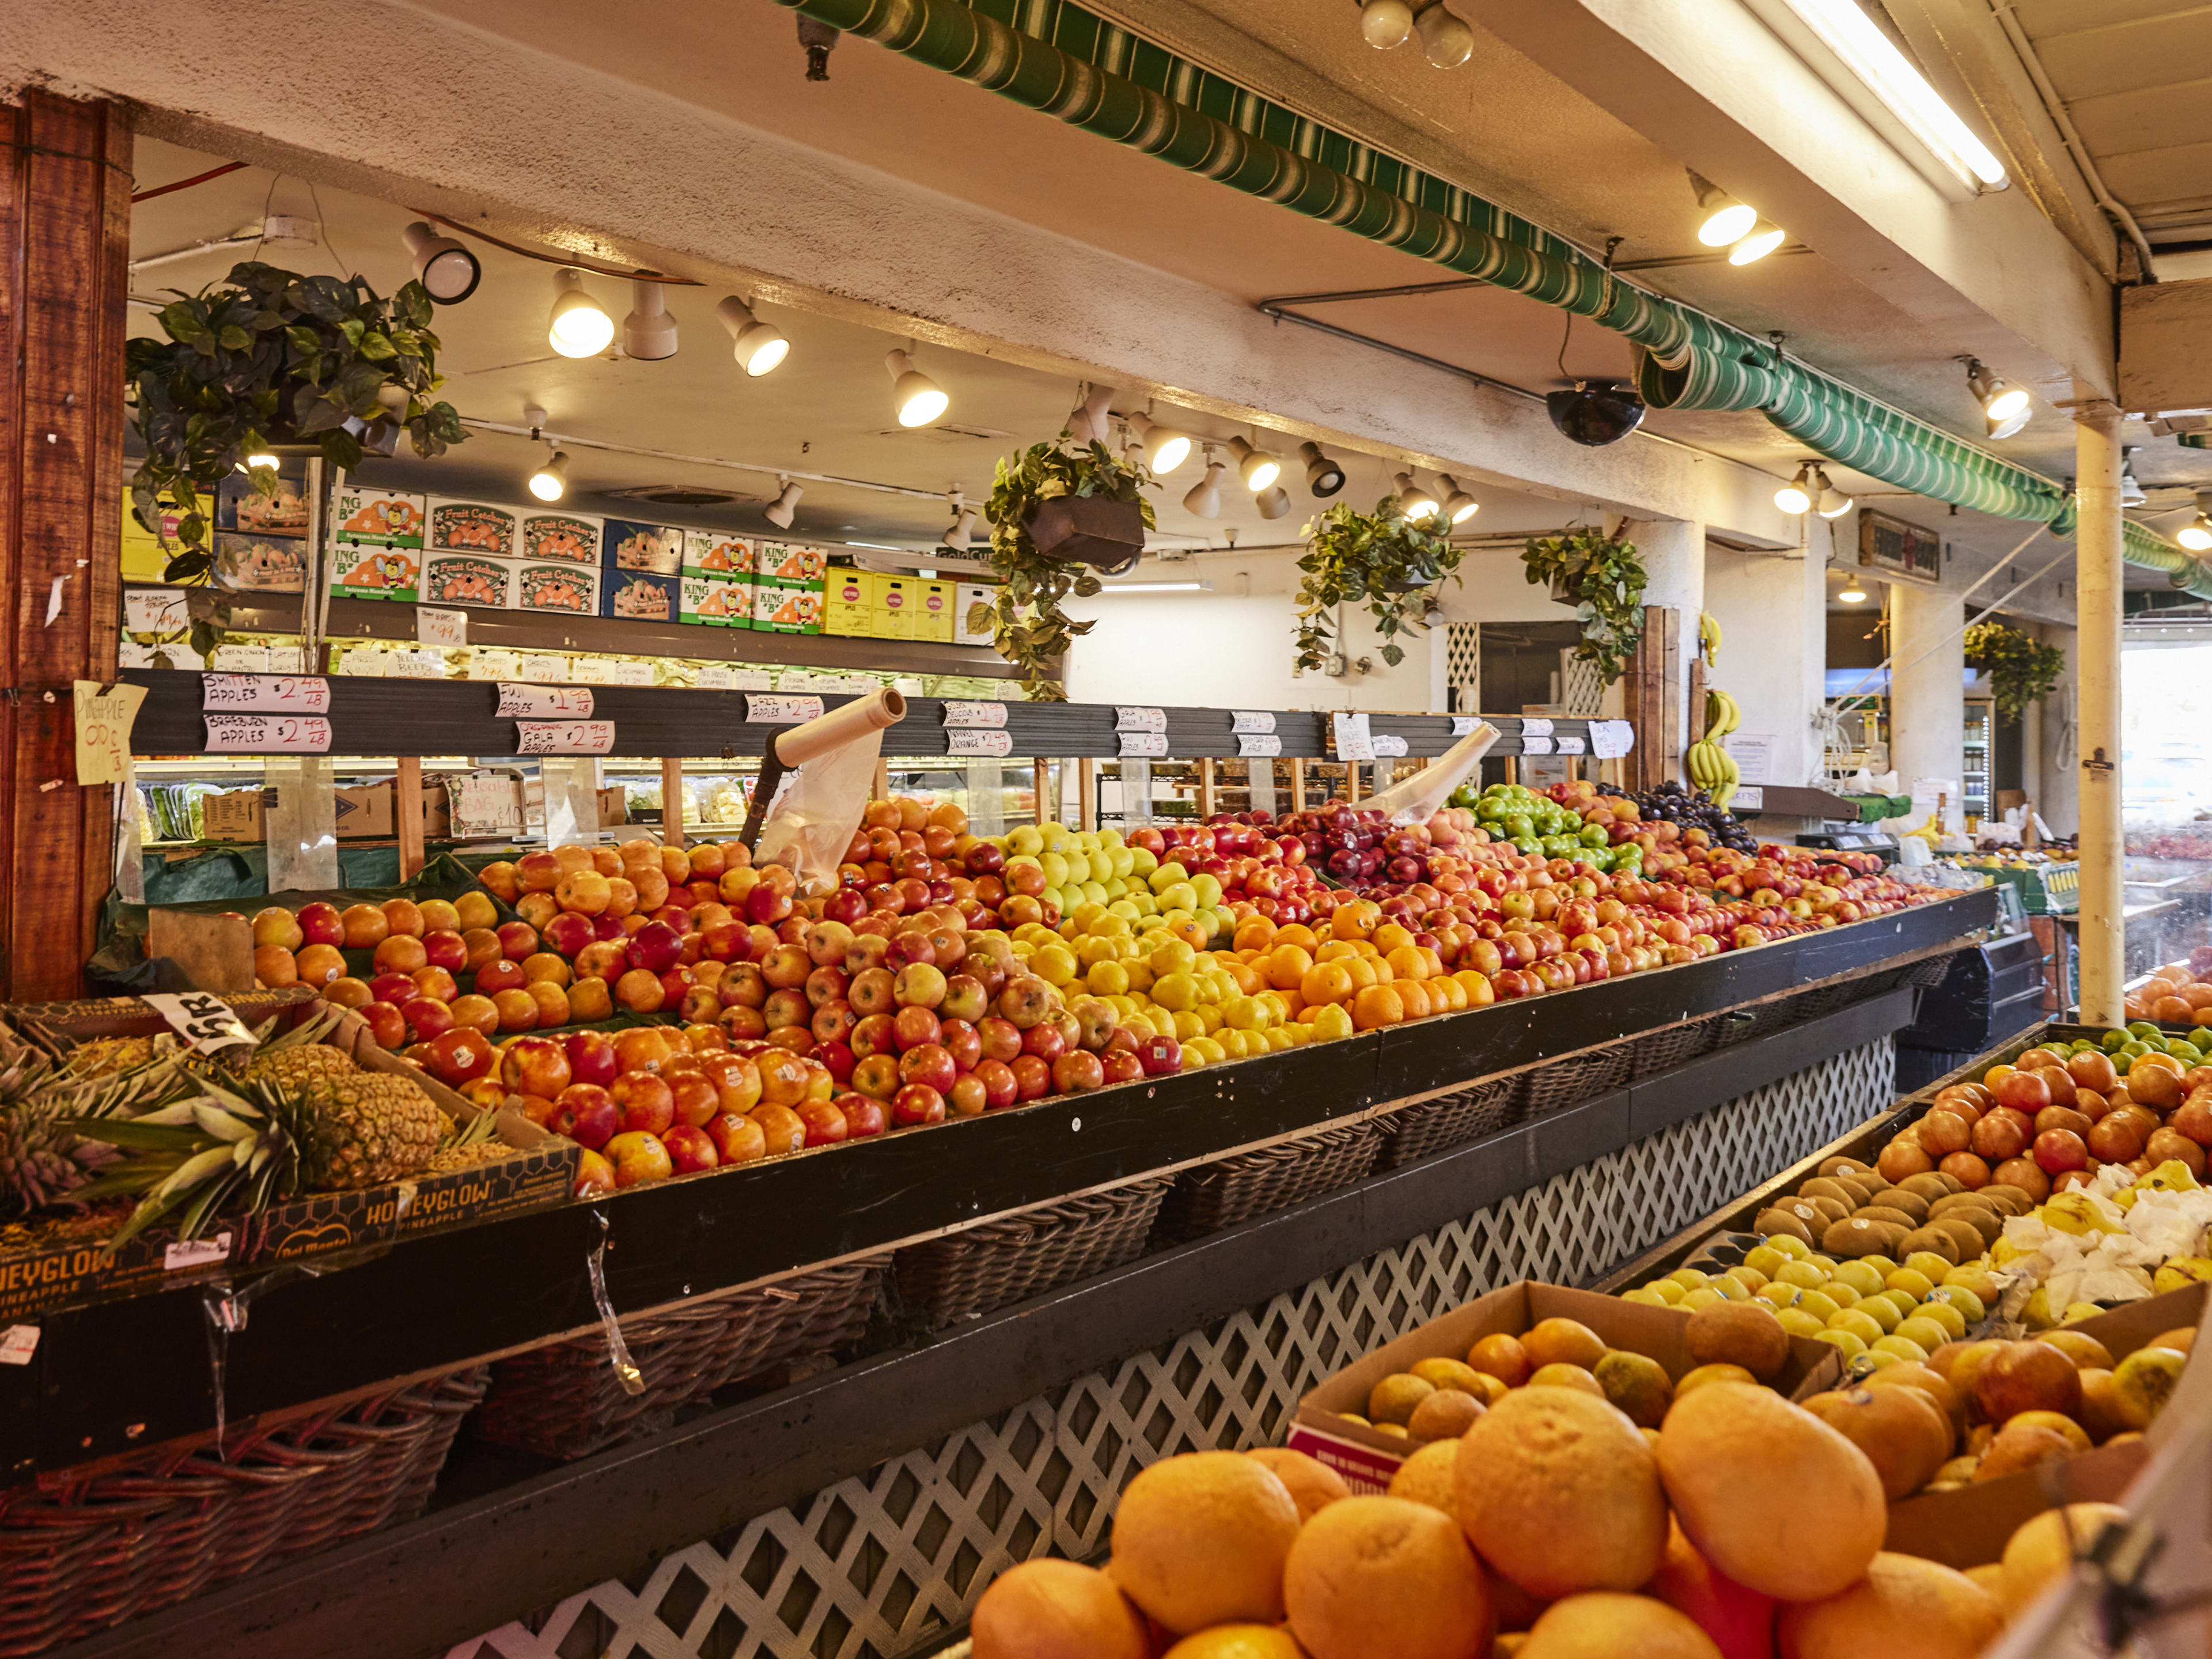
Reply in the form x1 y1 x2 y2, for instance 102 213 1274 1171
1225 904 1494 1035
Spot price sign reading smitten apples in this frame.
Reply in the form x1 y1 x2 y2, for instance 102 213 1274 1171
203 714 331 753
200 674 332 714
514 719 616 755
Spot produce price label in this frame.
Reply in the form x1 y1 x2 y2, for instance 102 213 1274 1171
415 605 469 647
941 700 1009 728
164 1235 231 1271
392 650 446 679
515 719 615 755
747 693 823 724
73 679 147 786
1521 735 1555 754
1371 734 1409 758
1238 733 1282 758
471 649 521 681
0 1325 38 1366
203 714 331 753
202 673 331 714
727 669 774 691
1115 706 1166 733
695 666 736 690
613 661 655 686
1554 734 1587 755
571 658 614 685
946 727 1013 757
1450 715 1480 736
142 991 257 1054
340 649 387 677
1519 717 1553 737
1332 711 1374 762
1590 719 1635 759
520 653 569 682
124 589 187 633
1230 711 1275 735
497 683 595 718
206 645 269 673
1732 786 1764 812
1117 730 1168 759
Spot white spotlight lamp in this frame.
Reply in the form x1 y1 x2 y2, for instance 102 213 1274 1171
765 477 804 531
1228 436 1281 492
885 349 949 428
1183 454 1226 520
621 279 679 361
400 222 480 304
1438 475 1479 525
1690 173 1758 248
1130 412 1192 473
1300 442 1346 498
715 297 788 377
1395 472 1439 521
528 449 570 503
1774 465 1815 516
1963 357 2031 439
1256 486 1293 521
547 268 614 358
1815 469 1854 519
1728 221 1787 265
2180 497 2212 554
1837 578 1869 604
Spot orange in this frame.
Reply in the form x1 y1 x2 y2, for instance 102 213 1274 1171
1109 1452 1301 1633
1331 900 1382 941
1396 980 1434 1019
1266 944 1315 990
1233 918 1277 952
1276 923 1319 952
1430 975 1469 1012
1454 969 1495 1005
1169 917 1210 950
1417 948 1446 980
1344 956 1380 991
971 1559 1150 1659
1372 922 1415 955
1221 959 1262 995
2133 1050 2184 1075
1351 984 1406 1030
1385 946 1429 982
1301 961 1354 1005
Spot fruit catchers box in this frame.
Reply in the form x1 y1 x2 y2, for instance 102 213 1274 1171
1287 1282 1843 1495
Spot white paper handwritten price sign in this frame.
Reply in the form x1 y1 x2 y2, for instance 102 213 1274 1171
123 589 187 632
613 661 655 687
1238 734 1282 758
515 720 615 755
141 991 257 1054
203 714 332 753
1521 735 1555 755
1731 786 1764 813
1590 719 1635 759
747 693 823 724
1332 711 1374 762
1450 715 1480 737
1519 717 1554 737
695 666 736 690
1371 734 1410 758
1230 711 1275 735
520 653 569 682
946 727 1014 757
1114 706 1166 733
497 683 595 718
1117 730 1168 759
201 673 332 714
1555 734 1587 755
415 605 469 647
941 700 1009 728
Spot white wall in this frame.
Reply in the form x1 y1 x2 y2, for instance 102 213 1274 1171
1890 583 1967 827
2038 622 2080 835
1702 529 1827 790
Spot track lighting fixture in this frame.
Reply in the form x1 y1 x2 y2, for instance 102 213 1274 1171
1689 173 1758 249
547 268 614 358
764 476 804 530
1256 485 1293 521
1130 411 1193 473
1394 472 1440 521
2120 449 2147 509
941 488 977 550
885 349 948 428
400 221 480 304
715 297 788 377
1816 475 1854 519
528 449 570 503
1300 442 1346 498
1413 2 1474 66
622 279 679 361
1228 436 1281 492
1065 384 1117 447
1837 578 1868 603
1183 449 1226 519
1438 475 1479 525
1359 0 1414 49
1960 357 2031 440
2180 494 2212 554
1775 465 1815 516
1728 221 1787 265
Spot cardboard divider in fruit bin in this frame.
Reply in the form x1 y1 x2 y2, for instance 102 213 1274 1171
1287 1281 1844 1493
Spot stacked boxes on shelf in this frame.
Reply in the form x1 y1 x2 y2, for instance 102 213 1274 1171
753 540 825 634
514 511 604 615
601 519 684 623
683 532 753 627
421 499 522 608
329 486 426 601
823 569 985 642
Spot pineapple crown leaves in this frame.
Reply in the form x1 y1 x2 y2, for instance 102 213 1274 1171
59 1077 299 1247
1293 497 1465 673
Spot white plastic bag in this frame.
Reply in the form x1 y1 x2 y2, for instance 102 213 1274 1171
1359 723 1499 824
755 728 886 894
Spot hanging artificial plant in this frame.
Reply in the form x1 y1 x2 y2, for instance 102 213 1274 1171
1293 497 1464 673
1521 528 1647 687
1964 620 2065 720
974 437 1156 700
126 263 465 655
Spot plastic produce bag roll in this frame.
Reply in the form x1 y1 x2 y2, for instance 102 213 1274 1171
755 688 907 891
1361 723 1499 824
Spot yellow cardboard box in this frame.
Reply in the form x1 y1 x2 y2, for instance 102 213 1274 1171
912 579 955 643
873 576 916 640
824 569 874 637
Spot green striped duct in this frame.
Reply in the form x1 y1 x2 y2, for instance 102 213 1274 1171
778 0 2200 585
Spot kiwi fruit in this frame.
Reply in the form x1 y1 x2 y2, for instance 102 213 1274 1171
1799 1177 1861 1209
1930 1215 1988 1257
1980 1185 2033 1215
1933 1172 1965 1194
1897 1225 1961 1264
1771 1197 1830 1230
1823 1216 1906 1257
1802 1195 1848 1226
1819 1157 1867 1179
1755 1207 1814 1243
1878 1189 1931 1223
1896 1173 1951 1206
1854 1204 1921 1231
1927 1191 1995 1218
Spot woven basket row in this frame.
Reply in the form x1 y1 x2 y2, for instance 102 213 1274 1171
0 1367 487 1658
896 1176 1175 1327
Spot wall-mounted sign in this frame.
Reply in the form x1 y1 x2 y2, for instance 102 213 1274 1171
1858 509 1942 584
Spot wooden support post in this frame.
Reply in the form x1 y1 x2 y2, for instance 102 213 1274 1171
660 756 686 848
395 757 426 881
1504 757 1520 786
1076 757 1096 831
2076 405 2125 1024
2 94 130 999
1289 759 1307 813
1033 758 1051 827
1196 757 1215 819
1344 761 1360 804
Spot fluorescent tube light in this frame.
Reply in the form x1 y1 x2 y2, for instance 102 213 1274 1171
1779 0 2010 190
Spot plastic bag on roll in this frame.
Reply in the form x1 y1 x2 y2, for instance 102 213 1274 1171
755 726 886 895
1359 724 1499 825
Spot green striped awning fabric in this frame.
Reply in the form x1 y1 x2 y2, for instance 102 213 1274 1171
779 0 2200 585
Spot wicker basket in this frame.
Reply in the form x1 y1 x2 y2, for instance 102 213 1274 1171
896 1177 1174 1326
475 1259 885 1461
1790 980 1863 1022
1153 1120 1382 1245
1629 1016 1719 1080
1374 1077 1520 1171
1709 1000 1795 1050
1519 1043 1634 1120
0 1366 486 1658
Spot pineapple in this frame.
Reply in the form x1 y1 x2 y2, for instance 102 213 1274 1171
245 1043 356 1093
63 1035 156 1078
291 1068 441 1189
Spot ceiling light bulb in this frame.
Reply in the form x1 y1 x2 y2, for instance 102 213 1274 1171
1183 460 1226 519
240 452 279 473
1778 0 2010 189
765 478 803 530
528 449 570 502
1360 0 1414 49
1131 412 1192 473
1438 475 1479 524
1962 357 2031 438
1728 221 1787 264
715 297 788 376
621 279 679 361
1775 466 1814 515
2120 450 2148 509
1299 441 1346 498
885 349 948 428
1838 581 1868 603
1256 485 1293 520
1414 2 1474 67
1395 472 1439 521
400 221 480 304
1228 437 1281 491
547 268 615 358
1066 383 1117 448
2180 514 2212 554
1690 173 1758 247
1817 487 1854 519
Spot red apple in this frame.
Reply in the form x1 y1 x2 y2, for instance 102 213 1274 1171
939 1017 982 1073
296 901 344 946
400 996 456 1042
358 1000 407 1050
978 1016 1024 1063
1010 1054 1053 1100
898 1043 959 1094
502 1035 573 1098
605 1130 674 1187
973 1057 1019 1109
851 1052 900 1100
1053 1050 1105 1093
552 1083 619 1149
610 1072 676 1137
427 1027 496 1086
662 1123 719 1174
1137 1034 1182 1077
796 1099 850 1147
892 1005 943 1052
891 1082 946 1127
703 1111 767 1164
627 922 684 974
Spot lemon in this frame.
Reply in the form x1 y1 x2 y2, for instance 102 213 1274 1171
1758 1283 1801 1309
1813 1328 1868 1359
1903 1251 1956 1283
1819 1281 1862 1309
1767 1233 1812 1261
1622 1286 1670 1308
1894 1315 1952 1353
1795 1290 1842 1324
1680 1287 1727 1312
1828 1308 1885 1345
1667 1268 1711 1291
1871 1334 1930 1366
1744 1244 1788 1279
1777 1261 1827 1290
1777 1308 1826 1339
1884 1268 1936 1301
1646 1278 1685 1305
1910 1301 1965 1341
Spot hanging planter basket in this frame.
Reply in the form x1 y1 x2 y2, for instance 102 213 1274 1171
1022 494 1147 573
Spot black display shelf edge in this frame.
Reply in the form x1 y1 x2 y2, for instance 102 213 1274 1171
39 987 1921 1659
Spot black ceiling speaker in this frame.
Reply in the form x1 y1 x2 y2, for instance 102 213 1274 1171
1546 380 1647 447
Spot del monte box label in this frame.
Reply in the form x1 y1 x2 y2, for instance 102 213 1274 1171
521 512 604 566
427 499 519 557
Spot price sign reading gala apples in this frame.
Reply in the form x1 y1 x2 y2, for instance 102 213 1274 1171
941 700 1009 728
747 694 823 724
946 728 1014 757
203 714 331 753
497 683 594 718
514 719 616 755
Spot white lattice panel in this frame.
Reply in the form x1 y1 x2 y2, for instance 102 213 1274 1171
453 1040 1893 1659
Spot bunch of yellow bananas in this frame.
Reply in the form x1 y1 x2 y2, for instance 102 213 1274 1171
1687 687 1744 809
1698 611 1722 666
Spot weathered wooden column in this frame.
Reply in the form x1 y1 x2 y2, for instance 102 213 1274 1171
0 93 131 998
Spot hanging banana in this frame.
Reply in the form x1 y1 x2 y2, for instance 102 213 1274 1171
1698 611 1722 666
1688 684 1743 809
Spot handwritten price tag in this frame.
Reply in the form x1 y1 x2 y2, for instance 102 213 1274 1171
73 680 147 785
1450 715 1480 737
1372 734 1410 758
1590 719 1635 760
571 658 614 685
946 728 1013 757
1731 786 1764 813
0 1325 38 1366
695 666 736 690
1117 730 1168 759
1230 711 1275 736
1332 711 1374 762
207 644 270 673
471 649 521 681
1115 706 1166 733
1555 734 1587 755
1519 717 1554 737
141 991 257 1053
515 720 615 755
941 701 1009 728
1238 734 1282 758
202 673 331 714
124 589 187 633
747 693 823 724
613 661 655 687
498 683 595 718
1521 735 1555 755
164 1234 232 1272
340 649 387 677
203 714 332 753
520 653 569 682
416 605 469 647
392 650 446 679
728 669 774 691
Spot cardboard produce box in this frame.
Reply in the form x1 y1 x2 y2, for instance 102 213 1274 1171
603 567 681 622
422 552 519 609
201 787 269 843
329 781 453 840
955 581 997 647
520 510 603 566
604 518 681 575
824 569 873 637
1288 1281 1843 1493
913 578 956 643
685 531 753 577
873 575 916 639
426 498 520 558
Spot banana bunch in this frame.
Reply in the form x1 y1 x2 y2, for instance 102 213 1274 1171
1687 685 1743 808
1698 611 1722 666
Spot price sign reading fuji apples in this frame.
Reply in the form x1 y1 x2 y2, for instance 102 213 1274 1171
946 728 1013 757
201 673 332 714
747 694 823 724
514 719 615 755
497 683 595 719
203 714 331 753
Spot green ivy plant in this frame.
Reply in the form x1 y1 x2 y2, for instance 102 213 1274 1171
1293 498 1463 673
126 262 466 654
1965 620 2065 720
974 437 1156 700
1521 528 1648 687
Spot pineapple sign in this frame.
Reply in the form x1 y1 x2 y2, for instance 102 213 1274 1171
139 992 256 1054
